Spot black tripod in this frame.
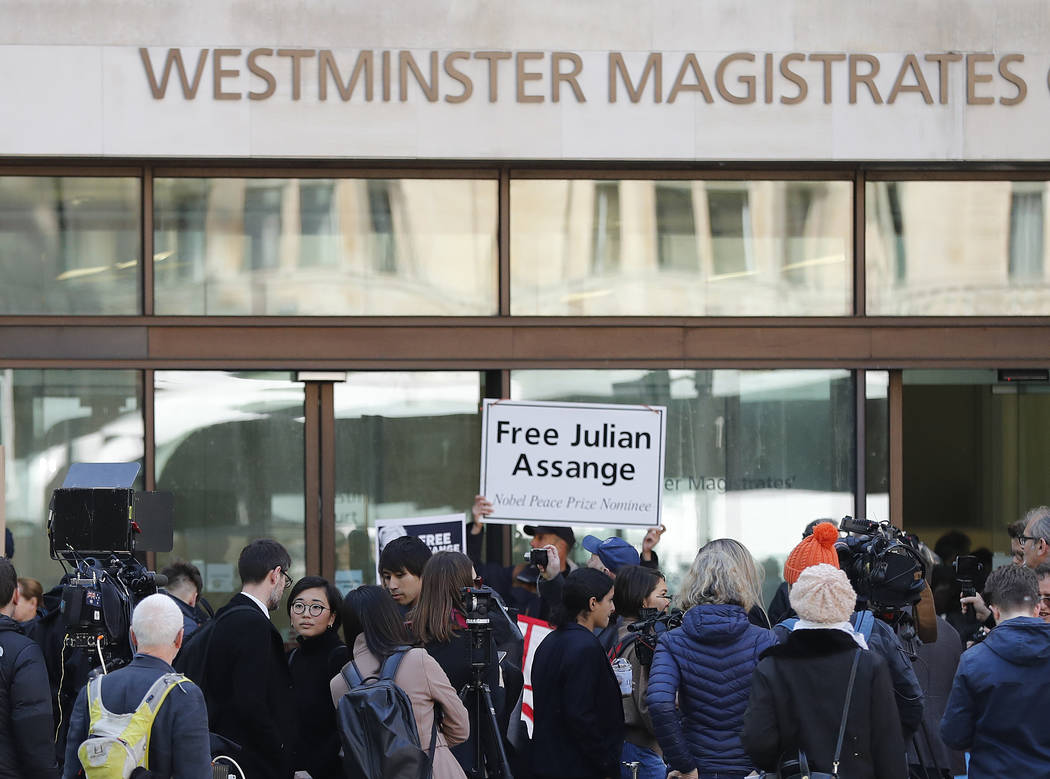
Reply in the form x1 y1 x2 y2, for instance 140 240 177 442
460 586 514 779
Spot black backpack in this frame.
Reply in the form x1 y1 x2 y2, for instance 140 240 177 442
337 648 438 779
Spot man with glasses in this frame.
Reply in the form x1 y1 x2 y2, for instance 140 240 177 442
1035 563 1050 624
200 539 295 779
1020 505 1050 570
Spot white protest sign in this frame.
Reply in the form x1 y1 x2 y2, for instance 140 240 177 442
480 399 665 528
373 513 467 584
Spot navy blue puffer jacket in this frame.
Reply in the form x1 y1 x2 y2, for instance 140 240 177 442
646 603 775 775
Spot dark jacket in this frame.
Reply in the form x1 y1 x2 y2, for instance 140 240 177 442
742 629 908 779
424 628 505 774
161 589 205 639
288 628 348 779
773 610 924 739
63 653 210 779
530 623 624 779
940 616 1050 778
907 618 966 775
646 603 775 775
202 594 294 779
0 615 60 778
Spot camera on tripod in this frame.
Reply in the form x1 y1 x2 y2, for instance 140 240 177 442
48 463 174 670
626 606 684 666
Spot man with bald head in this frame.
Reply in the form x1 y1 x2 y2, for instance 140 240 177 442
63 594 211 778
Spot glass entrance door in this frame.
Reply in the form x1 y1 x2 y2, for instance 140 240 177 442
901 369 1050 565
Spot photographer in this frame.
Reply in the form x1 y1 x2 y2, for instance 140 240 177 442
611 565 670 779
410 551 506 776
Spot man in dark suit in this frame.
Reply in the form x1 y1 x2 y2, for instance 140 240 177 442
202 539 295 779
63 593 211 777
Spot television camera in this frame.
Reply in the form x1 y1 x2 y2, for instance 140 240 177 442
836 516 927 622
47 463 173 672
626 606 684 666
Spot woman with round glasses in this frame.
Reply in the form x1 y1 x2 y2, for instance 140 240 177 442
287 576 349 779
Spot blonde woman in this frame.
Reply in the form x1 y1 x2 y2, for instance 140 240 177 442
645 539 775 779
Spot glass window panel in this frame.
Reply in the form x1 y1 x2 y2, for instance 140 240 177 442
153 178 498 315
153 372 304 636
511 369 855 606
0 370 143 597
867 180 1050 315
332 373 482 586
511 179 852 315
0 177 141 314
865 371 889 523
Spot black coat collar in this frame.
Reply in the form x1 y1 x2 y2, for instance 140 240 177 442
761 627 859 660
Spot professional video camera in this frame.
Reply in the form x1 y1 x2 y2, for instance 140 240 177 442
47 463 173 672
459 579 511 778
626 606 684 666
836 516 927 613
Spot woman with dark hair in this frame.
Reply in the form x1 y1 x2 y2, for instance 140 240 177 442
531 567 624 779
410 551 504 775
331 585 470 779
287 575 348 779
646 538 775 779
611 565 670 779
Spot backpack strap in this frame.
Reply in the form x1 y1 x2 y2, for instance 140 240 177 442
607 632 638 662
341 660 366 689
852 609 875 641
378 648 410 681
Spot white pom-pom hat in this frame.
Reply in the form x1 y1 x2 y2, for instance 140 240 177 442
789 563 858 624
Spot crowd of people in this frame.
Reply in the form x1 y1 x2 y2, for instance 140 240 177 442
0 501 1047 778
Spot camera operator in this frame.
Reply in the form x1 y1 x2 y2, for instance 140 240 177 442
0 558 60 779
62 594 211 779
772 523 924 740
409 551 506 777
610 565 670 779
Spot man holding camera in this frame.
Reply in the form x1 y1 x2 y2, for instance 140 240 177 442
63 594 210 778
0 558 59 778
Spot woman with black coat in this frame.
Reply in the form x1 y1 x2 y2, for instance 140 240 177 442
411 551 504 776
286 576 349 779
741 564 908 779
530 567 625 779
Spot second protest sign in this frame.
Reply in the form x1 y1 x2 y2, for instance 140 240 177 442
479 399 665 528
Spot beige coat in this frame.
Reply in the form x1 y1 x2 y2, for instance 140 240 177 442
330 636 469 779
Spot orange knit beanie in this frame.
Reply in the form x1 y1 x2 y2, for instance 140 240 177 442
783 522 840 585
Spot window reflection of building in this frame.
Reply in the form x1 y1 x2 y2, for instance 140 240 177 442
299 181 338 268
706 186 752 277
591 181 621 273
866 180 1050 315
655 183 698 271
366 180 398 274
1009 183 1044 280
244 184 283 271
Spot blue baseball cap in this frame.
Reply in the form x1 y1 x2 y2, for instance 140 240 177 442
581 535 640 574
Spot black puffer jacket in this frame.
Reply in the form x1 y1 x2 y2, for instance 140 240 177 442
0 614 60 778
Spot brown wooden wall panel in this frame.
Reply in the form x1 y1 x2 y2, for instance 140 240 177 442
0 326 147 359
1 321 1048 368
